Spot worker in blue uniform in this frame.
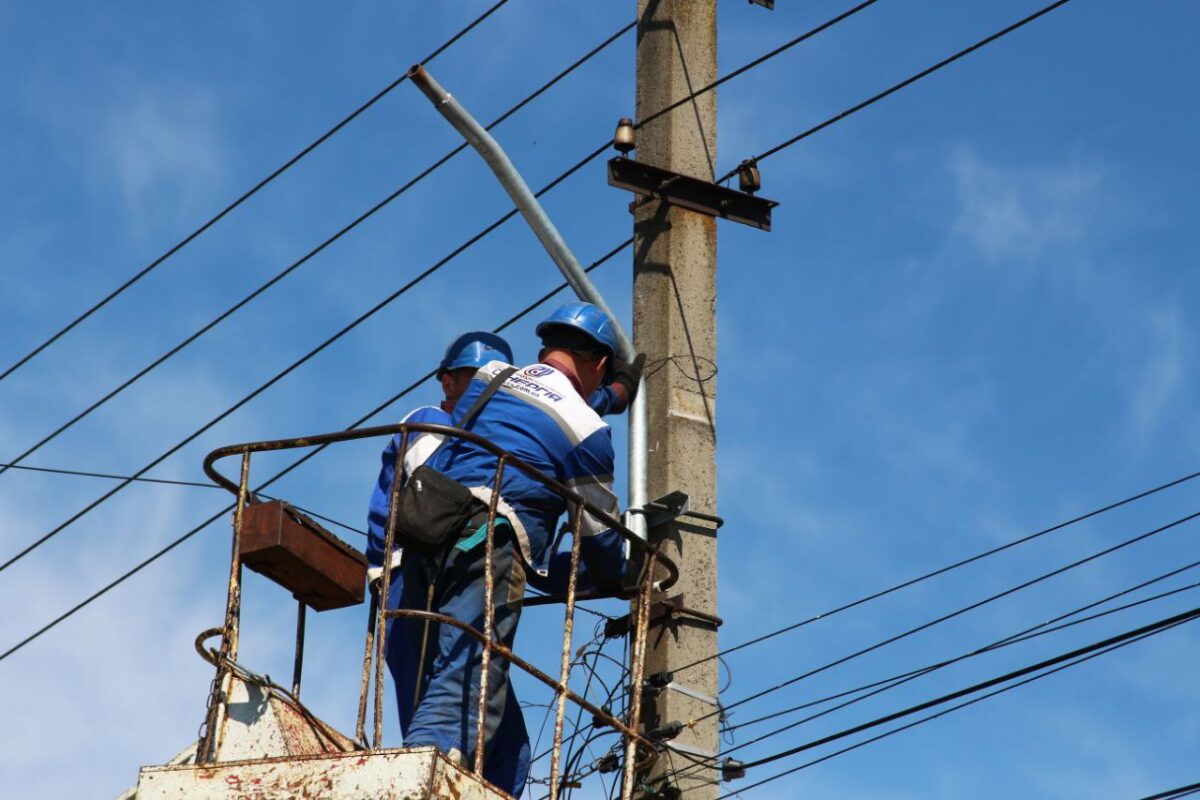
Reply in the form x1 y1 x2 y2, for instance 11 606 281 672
366 331 530 790
365 322 641 795
385 302 639 796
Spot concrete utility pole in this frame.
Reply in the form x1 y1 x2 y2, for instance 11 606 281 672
633 1 720 797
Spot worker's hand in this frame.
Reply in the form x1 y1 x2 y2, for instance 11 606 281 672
611 353 646 404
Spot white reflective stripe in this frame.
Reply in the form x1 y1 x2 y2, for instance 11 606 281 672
568 478 618 537
403 432 444 476
476 360 606 446
466 486 545 576
366 548 404 584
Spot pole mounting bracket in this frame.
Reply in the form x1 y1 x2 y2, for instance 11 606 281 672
642 490 690 529
607 157 778 231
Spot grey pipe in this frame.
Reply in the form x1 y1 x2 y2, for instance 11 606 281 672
408 65 648 542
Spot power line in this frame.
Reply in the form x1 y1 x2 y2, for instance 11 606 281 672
1141 783 1200 800
1 462 215 489
661 565 1200 788
735 605 1200 772
716 613 1197 798
672 467 1200 678
695 507 1200 726
636 0 882 137
725 561 1200 738
0 18 636 483
0 0 512 386
0 240 627 664
717 0 1072 183
670 578 1200 785
0 0 879 574
0 35 642 574
0 461 366 537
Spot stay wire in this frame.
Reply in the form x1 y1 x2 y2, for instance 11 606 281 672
0 16 636 484
0 461 365 537
0 0 879 574
672 466 1200 678
715 615 1197 798
716 0 1073 183
0 0 512 386
0 241 627 664
696 507 1200 726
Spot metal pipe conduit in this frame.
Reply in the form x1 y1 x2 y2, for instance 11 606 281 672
406 64 649 544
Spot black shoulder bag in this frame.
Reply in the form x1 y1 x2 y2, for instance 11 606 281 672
394 367 517 554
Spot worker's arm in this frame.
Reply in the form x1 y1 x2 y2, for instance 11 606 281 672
364 406 449 583
365 433 401 584
556 428 627 590
587 354 645 416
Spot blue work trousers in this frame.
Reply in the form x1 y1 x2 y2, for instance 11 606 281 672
385 534 530 796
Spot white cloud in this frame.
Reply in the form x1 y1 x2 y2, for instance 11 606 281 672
95 87 227 237
948 147 1109 268
1128 305 1184 449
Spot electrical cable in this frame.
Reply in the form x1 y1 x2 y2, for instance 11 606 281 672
724 556 1200 738
0 241 627 664
0 0 881 573
663 569 1200 789
559 645 604 797
672 466 1200 678
0 0 888 687
695 507 1200 727
1 0 880 486
0 0 512 386
666 575 1200 786
0 461 365 536
716 0 1072 183
735 605 1200 772
0 131 624 575
1141 783 1200 800
0 17 637 485
714 615 1197 798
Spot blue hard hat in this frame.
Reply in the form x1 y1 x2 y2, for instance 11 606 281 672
535 301 619 357
438 331 514 374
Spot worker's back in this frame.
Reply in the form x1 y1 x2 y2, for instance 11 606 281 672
429 359 623 581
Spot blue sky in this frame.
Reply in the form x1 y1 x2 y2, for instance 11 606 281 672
2 2 1199 798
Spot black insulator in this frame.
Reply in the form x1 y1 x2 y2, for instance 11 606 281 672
737 159 762 194
721 757 747 781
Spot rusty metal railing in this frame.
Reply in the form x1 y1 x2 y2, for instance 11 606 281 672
202 423 678 800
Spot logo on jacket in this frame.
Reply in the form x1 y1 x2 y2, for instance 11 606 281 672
525 365 553 378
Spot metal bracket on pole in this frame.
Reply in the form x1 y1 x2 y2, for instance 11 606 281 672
607 157 778 231
626 491 725 532
664 680 719 708
628 490 689 530
604 593 724 639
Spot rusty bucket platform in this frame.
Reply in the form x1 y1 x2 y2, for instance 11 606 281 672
136 747 512 800
126 422 678 800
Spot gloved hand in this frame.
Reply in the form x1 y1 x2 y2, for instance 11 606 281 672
611 353 646 404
